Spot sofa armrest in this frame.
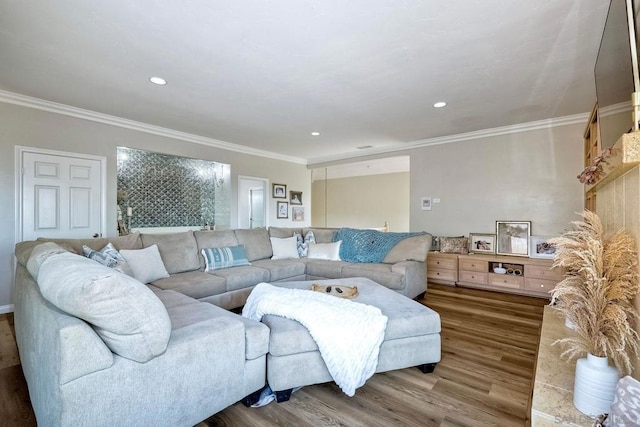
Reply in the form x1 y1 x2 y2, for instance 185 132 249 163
391 261 427 298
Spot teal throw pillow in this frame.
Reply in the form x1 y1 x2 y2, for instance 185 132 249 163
201 245 251 271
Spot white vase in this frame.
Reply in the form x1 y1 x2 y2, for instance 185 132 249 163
573 353 620 416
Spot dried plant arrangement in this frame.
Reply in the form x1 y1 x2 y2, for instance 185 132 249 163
549 210 640 375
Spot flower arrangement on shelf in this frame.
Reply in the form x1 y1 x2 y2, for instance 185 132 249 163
577 147 615 185
549 210 639 375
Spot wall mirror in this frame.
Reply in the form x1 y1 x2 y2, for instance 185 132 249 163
116 147 230 232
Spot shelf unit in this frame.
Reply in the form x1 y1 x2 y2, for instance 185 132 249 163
583 103 599 211
427 253 562 298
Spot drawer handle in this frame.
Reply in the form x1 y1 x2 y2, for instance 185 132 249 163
436 272 440 275
540 284 545 288
471 275 475 279
436 261 441 265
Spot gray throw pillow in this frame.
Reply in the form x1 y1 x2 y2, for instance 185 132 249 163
120 245 170 283
37 252 171 362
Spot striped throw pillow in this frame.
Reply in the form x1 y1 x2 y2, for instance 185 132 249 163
201 245 251 271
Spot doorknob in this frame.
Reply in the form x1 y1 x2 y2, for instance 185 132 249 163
93 233 101 238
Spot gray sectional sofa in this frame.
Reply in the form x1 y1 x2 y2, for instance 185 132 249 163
13 226 432 426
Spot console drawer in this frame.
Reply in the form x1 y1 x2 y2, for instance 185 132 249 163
459 270 487 285
527 264 563 281
489 274 523 289
458 258 486 273
525 278 557 293
427 257 457 270
427 268 457 282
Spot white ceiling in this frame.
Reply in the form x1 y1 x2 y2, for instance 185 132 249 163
0 1 610 164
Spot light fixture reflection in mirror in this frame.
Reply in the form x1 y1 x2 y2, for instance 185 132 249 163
116 147 230 231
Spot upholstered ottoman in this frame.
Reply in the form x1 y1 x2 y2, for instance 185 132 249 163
264 277 441 401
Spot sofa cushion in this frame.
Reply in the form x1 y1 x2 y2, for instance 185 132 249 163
341 263 405 290
304 228 337 243
120 245 170 284
308 241 342 261
36 251 171 363
270 236 300 260
36 232 142 254
151 271 227 299
202 245 251 271
305 259 350 279
150 288 199 309
25 242 69 280
210 265 270 292
268 227 301 238
251 259 307 282
383 234 432 264
234 228 272 261
141 231 200 274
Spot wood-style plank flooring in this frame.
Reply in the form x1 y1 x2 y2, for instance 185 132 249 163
0 284 547 426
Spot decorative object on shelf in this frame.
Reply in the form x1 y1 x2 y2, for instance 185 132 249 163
289 191 302 205
292 207 304 221
493 263 506 274
577 146 615 185
548 210 639 415
429 236 440 251
439 236 468 254
468 233 496 254
529 235 558 259
273 184 287 198
276 201 289 219
421 197 432 211
496 221 531 257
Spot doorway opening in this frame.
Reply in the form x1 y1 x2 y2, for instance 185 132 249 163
238 176 268 229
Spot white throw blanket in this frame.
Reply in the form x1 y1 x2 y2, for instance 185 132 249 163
242 283 388 396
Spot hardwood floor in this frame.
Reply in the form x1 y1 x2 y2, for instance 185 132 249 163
0 284 547 427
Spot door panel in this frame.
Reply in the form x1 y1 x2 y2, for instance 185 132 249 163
22 151 102 241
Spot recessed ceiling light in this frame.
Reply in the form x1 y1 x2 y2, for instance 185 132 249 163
149 76 167 85
433 101 447 108
311 132 320 136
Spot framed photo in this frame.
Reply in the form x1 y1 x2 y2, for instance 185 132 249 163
530 236 557 259
292 206 304 221
496 221 531 257
421 197 432 211
430 236 440 251
277 201 289 218
290 191 302 205
468 233 496 254
273 184 287 198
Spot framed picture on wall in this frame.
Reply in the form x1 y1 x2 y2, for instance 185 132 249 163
277 201 289 218
530 236 557 259
273 184 287 198
290 191 302 205
292 207 304 221
468 233 496 254
496 221 531 257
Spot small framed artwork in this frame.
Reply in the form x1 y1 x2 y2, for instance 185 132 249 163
277 201 289 218
273 184 287 198
530 236 557 259
292 207 304 221
468 233 496 254
496 221 531 257
290 191 302 205
430 236 440 251
421 197 432 211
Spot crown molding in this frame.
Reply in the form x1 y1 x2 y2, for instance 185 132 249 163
307 111 591 166
0 90 307 165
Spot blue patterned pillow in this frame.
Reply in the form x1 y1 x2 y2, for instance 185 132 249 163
201 245 251 271
83 243 131 274
294 230 316 258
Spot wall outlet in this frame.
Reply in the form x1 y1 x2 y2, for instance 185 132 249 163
433 198 441 203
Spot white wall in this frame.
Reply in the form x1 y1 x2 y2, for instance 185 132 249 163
311 172 410 231
408 123 584 236
0 102 310 310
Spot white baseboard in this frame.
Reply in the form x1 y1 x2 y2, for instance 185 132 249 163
0 304 15 314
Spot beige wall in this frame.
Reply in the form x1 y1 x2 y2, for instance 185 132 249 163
311 172 409 231
596 166 640 378
408 124 585 237
0 102 310 310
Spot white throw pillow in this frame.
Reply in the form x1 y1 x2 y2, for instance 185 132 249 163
120 245 170 283
36 251 171 362
270 236 300 260
307 241 342 261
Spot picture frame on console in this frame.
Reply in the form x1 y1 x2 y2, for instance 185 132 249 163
530 235 557 259
496 221 531 257
273 183 287 198
277 201 289 218
468 233 496 254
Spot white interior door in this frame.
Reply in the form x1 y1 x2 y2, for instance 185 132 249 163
19 149 104 241
249 188 265 229
238 176 267 229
